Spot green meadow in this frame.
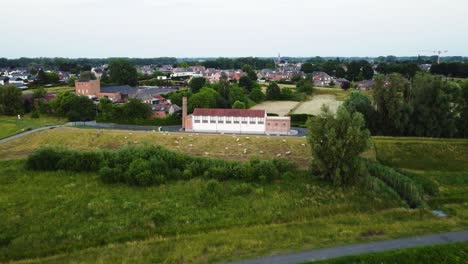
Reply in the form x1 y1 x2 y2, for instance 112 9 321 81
0 129 467 263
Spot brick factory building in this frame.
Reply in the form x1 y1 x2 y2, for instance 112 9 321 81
182 97 291 135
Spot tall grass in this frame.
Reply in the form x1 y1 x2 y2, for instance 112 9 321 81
366 162 425 208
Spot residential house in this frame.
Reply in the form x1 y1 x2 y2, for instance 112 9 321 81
312 71 332 86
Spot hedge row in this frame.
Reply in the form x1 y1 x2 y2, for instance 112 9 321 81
25 145 296 186
366 162 425 208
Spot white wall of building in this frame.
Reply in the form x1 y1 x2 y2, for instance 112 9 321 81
191 115 266 134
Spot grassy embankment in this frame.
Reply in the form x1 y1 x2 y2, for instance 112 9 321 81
309 242 468 264
0 130 466 263
0 115 67 139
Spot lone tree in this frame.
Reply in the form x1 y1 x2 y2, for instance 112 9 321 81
307 106 371 186
266 82 281 100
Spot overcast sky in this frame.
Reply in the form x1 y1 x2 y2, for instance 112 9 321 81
2 0 467 58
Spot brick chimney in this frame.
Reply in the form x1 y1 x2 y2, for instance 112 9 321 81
182 96 187 130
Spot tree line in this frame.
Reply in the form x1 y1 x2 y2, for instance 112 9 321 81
0 57 177 72
344 73 468 138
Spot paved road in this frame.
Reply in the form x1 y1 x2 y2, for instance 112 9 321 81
225 230 468 264
0 124 67 144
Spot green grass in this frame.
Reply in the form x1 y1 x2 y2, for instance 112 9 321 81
22 86 74 95
373 137 468 171
308 242 468 264
1 131 467 263
0 115 67 139
1 159 464 263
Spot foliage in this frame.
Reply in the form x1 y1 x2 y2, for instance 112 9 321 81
108 59 138 86
232 100 246 109
0 85 24 115
343 91 378 133
188 87 219 112
249 87 265 102
366 162 425 208
296 79 314 95
430 62 468 78
372 74 410 135
97 98 152 124
25 145 297 186
79 71 97 81
49 92 96 121
410 73 460 138
307 106 371 186
189 77 206 93
266 82 282 100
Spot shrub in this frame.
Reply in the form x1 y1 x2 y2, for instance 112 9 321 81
25 147 64 171
26 145 296 186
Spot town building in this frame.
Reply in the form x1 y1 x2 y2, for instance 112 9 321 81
75 80 178 102
182 97 291 135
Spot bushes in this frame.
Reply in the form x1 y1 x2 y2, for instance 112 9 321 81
366 162 425 208
25 145 297 186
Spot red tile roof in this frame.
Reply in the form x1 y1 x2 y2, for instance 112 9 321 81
193 108 265 118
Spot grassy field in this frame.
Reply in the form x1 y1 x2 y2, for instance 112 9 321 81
251 101 300 116
0 128 467 263
22 86 74 95
310 242 468 264
293 95 343 115
0 115 67 139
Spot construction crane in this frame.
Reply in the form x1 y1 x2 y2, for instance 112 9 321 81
417 50 448 64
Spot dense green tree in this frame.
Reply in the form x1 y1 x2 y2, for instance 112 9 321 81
301 63 317 74
79 71 97 81
296 80 314 94
97 97 115 121
67 76 77 87
343 91 378 133
239 76 254 92
36 69 48 85
46 72 60 84
266 82 281 100
458 80 468 138
228 86 247 105
0 85 24 115
120 99 152 121
108 59 138 86
242 64 258 81
189 87 219 112
307 106 371 186
362 63 374 80
410 73 460 137
232 100 246 109
249 87 265 103
189 77 206 93
281 88 294 100
32 87 46 100
100 71 110 84
50 91 96 121
373 74 410 135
